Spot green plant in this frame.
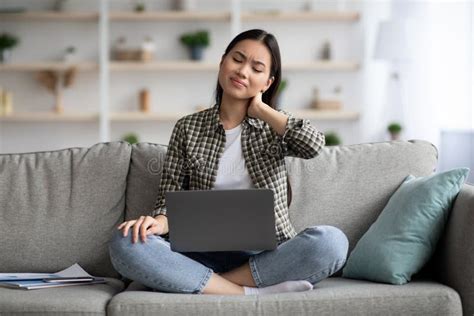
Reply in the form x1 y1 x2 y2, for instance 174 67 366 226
180 30 210 48
277 79 287 95
122 133 139 144
387 122 402 134
66 46 76 54
324 131 342 146
134 3 145 12
0 33 19 50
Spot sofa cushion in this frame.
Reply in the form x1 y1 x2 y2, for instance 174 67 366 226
342 168 469 284
0 142 131 278
0 278 124 316
107 278 461 316
286 140 438 253
125 142 167 221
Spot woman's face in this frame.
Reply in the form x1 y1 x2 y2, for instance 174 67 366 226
218 39 274 102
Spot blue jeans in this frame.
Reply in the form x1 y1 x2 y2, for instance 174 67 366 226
108 225 348 294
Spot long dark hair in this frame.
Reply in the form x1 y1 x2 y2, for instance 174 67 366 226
214 29 282 109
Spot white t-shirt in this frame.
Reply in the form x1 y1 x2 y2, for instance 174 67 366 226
213 124 255 190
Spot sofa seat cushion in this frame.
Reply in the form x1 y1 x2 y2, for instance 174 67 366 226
107 278 461 316
0 278 124 316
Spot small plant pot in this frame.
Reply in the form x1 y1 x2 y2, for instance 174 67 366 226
190 46 204 61
176 0 197 11
390 132 401 141
0 49 12 63
276 92 284 107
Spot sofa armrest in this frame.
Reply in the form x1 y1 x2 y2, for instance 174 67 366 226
436 183 474 315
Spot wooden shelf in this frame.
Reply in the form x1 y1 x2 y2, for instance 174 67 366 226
0 112 99 122
0 11 99 21
0 110 359 123
0 62 98 72
109 11 231 21
292 109 360 120
285 61 360 71
0 10 359 22
111 110 359 122
241 11 360 22
109 61 358 72
109 61 218 72
110 112 185 122
0 61 358 72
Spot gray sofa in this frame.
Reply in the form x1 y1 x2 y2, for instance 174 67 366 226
0 140 472 316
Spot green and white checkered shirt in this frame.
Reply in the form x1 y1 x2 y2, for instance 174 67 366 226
151 103 325 244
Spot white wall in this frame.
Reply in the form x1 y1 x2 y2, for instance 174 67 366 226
387 0 473 178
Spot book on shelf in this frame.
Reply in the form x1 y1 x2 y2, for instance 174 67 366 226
0 263 106 290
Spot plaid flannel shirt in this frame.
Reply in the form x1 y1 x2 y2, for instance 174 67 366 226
151 103 325 244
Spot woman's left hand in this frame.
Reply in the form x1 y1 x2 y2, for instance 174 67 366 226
247 91 266 119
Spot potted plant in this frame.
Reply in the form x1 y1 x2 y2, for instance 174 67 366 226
276 79 287 106
324 131 342 146
63 46 77 63
0 33 19 63
122 133 139 144
134 1 146 12
387 122 402 140
180 30 210 61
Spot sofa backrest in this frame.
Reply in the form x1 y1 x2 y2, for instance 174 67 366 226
287 139 438 252
126 140 438 254
0 142 131 278
125 143 167 221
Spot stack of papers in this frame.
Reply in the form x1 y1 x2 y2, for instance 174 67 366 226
0 263 106 290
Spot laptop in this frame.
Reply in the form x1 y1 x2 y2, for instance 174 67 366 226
165 189 277 252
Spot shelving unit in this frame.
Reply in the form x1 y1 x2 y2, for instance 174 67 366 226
241 11 360 22
0 11 99 21
109 110 360 122
0 1 362 145
285 61 359 71
0 112 99 122
0 109 359 123
0 62 98 72
109 11 231 22
109 112 187 122
0 60 359 72
109 61 218 72
292 109 360 120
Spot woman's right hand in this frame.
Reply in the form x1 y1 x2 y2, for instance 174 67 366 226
117 215 166 244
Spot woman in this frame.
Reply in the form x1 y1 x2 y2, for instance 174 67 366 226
109 29 348 295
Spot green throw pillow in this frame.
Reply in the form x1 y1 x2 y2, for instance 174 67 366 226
342 168 470 285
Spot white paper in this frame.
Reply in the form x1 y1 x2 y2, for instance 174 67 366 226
55 263 94 278
0 263 93 281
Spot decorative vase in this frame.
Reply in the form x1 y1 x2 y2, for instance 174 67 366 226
139 89 150 112
190 46 204 61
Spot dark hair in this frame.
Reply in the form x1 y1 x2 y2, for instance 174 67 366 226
214 29 282 109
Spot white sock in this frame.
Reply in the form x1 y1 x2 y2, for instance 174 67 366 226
244 280 313 295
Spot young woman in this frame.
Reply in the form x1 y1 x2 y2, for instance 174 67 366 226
109 29 348 295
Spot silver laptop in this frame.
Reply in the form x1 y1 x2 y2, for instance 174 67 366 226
165 189 277 252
